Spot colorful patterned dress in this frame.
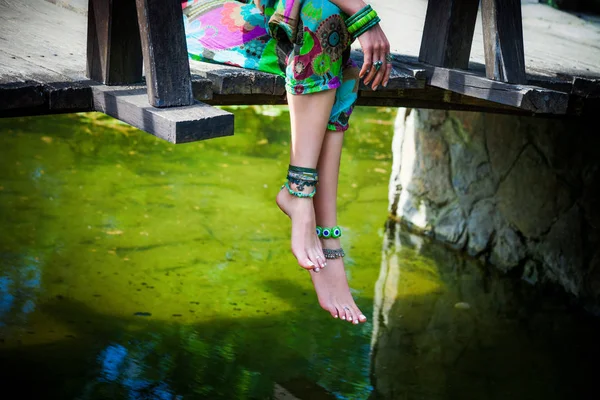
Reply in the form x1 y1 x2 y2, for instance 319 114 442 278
182 0 359 131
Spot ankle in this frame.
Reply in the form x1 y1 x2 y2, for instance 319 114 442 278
320 238 341 249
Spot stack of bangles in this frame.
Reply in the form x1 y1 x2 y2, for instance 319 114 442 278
316 225 346 260
346 5 381 42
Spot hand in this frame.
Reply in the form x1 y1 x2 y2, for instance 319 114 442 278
357 24 392 90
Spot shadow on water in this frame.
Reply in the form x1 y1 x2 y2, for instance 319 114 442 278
371 223 600 400
1 109 600 399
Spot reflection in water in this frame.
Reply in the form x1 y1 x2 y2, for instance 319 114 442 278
0 108 391 399
0 109 599 399
372 223 600 400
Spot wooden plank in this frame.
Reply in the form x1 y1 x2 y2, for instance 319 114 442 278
45 81 93 111
426 66 569 114
418 0 480 70
0 81 46 114
135 0 193 107
92 85 233 143
572 77 600 98
189 60 286 96
356 87 529 114
481 0 526 84
86 0 143 85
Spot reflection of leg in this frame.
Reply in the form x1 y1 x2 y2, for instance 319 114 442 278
276 90 335 270
310 130 367 324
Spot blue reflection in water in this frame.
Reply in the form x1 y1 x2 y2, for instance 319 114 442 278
97 342 182 400
0 254 40 326
0 276 14 327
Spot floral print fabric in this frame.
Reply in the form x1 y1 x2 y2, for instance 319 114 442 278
182 0 359 131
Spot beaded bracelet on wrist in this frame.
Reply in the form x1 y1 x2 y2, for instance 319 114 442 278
346 5 381 41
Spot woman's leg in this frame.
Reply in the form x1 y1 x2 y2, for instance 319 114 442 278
311 130 367 324
276 90 336 270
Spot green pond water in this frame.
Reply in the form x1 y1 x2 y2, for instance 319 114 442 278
0 107 598 400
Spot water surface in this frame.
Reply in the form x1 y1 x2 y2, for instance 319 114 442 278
0 108 598 399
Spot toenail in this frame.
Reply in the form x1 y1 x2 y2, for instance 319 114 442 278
354 320 358 324
307 261 315 267
334 315 338 318
341 315 346 320
314 267 320 273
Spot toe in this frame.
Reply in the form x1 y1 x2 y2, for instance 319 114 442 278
342 306 354 323
307 249 321 272
354 306 367 323
335 303 346 321
293 247 315 270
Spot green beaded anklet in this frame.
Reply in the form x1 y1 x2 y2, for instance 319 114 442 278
283 165 318 198
316 225 342 239
283 181 316 198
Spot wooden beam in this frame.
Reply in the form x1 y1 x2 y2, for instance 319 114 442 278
481 0 527 84
135 0 193 107
92 85 233 143
86 0 143 84
425 66 568 114
419 0 480 69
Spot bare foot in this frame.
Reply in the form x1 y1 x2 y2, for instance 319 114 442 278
276 188 326 270
310 241 367 324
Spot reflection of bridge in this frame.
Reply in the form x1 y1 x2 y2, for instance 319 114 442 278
1 0 599 143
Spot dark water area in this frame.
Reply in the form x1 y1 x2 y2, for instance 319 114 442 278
0 108 598 399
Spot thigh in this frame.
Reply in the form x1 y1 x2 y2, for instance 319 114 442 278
285 0 351 95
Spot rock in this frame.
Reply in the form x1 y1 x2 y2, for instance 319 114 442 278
442 113 496 211
484 113 527 180
490 224 526 272
535 204 584 296
407 110 455 206
497 145 572 238
466 199 496 256
527 118 582 187
454 302 471 310
434 202 466 249
522 260 539 286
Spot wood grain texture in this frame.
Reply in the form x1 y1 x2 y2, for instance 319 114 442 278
86 0 143 85
92 85 234 143
419 0 480 69
1 0 599 121
481 0 527 84
426 66 568 114
135 0 193 107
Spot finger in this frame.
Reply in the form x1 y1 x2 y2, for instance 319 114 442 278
359 51 372 79
383 63 393 88
371 54 386 90
363 56 379 85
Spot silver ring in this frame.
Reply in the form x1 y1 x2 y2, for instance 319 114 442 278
385 53 393 63
343 306 350 311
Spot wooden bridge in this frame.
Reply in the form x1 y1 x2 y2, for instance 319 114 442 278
1 0 599 143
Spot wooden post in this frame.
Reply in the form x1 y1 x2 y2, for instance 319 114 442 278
135 0 193 108
481 0 527 84
86 0 143 84
419 0 480 70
